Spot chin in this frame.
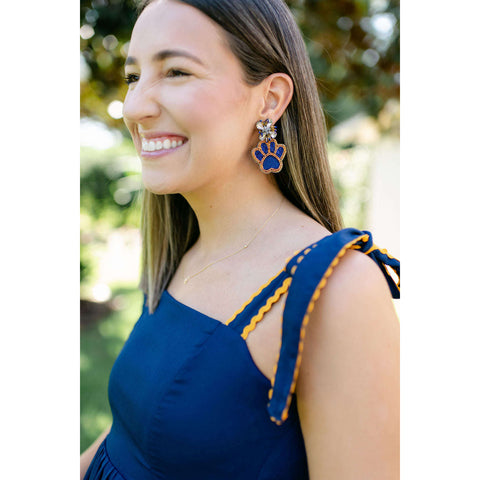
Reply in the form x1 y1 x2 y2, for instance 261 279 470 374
140 152 200 195
141 171 177 195
142 168 202 196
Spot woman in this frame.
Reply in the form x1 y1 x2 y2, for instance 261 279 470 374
81 0 400 478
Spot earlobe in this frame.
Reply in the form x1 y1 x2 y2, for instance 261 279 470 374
259 73 294 123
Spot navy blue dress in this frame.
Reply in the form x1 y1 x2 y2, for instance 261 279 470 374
85 228 400 479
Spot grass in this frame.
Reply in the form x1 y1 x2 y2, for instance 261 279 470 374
80 283 143 452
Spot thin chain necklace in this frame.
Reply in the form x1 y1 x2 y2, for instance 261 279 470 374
183 198 284 284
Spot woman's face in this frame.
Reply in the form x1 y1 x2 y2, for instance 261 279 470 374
123 0 261 195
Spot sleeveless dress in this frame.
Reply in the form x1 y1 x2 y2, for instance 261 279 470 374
84 228 400 479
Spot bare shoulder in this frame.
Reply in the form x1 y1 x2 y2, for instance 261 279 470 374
296 249 400 479
320 248 395 306
296 249 398 391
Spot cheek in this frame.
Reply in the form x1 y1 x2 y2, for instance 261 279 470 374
173 85 223 131
175 79 252 131
184 82 254 156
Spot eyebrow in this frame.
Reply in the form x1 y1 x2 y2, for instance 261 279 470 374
125 49 205 67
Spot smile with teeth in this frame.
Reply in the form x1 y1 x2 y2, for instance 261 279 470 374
141 136 186 152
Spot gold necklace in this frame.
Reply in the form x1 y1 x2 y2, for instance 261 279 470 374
184 198 284 284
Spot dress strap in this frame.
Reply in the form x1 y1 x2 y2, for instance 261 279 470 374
227 269 291 338
267 228 400 425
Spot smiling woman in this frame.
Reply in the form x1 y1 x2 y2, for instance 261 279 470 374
80 1 400 479
122 2 279 200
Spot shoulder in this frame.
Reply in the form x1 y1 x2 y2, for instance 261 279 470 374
295 248 399 478
294 246 398 375
316 247 393 305
296 248 398 393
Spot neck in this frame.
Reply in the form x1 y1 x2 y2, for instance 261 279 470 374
183 171 284 261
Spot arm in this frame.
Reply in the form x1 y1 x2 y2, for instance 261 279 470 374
80 426 111 480
296 250 399 480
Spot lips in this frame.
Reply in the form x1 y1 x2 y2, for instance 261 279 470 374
140 134 188 153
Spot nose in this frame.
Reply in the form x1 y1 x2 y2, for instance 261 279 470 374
122 77 162 126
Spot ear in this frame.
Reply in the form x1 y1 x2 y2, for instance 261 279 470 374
258 73 294 123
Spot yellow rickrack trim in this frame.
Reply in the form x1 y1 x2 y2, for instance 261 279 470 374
241 277 292 340
364 243 397 260
225 268 286 326
364 243 400 290
225 248 308 326
277 234 367 423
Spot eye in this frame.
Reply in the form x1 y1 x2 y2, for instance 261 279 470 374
124 73 139 85
166 69 190 78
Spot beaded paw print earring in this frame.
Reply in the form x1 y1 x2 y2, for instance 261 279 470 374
251 119 287 174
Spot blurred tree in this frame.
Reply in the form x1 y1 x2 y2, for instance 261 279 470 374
286 0 399 127
80 0 399 131
80 144 141 226
80 0 137 130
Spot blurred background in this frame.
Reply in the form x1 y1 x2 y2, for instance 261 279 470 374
80 0 399 452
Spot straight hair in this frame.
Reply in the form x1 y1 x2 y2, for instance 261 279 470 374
136 0 343 313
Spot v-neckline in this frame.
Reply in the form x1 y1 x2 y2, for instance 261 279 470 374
164 265 286 327
161 289 273 386
163 289 227 326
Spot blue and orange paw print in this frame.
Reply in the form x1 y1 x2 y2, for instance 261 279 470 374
251 139 286 174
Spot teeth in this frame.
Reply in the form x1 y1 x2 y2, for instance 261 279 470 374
141 137 184 152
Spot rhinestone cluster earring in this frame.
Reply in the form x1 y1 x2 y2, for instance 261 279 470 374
251 119 287 174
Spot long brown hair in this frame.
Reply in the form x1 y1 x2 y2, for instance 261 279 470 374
136 0 343 313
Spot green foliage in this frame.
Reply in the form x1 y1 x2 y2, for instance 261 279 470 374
286 0 399 128
329 143 372 228
81 146 141 227
81 285 144 451
80 243 95 284
81 0 137 131
80 141 142 290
